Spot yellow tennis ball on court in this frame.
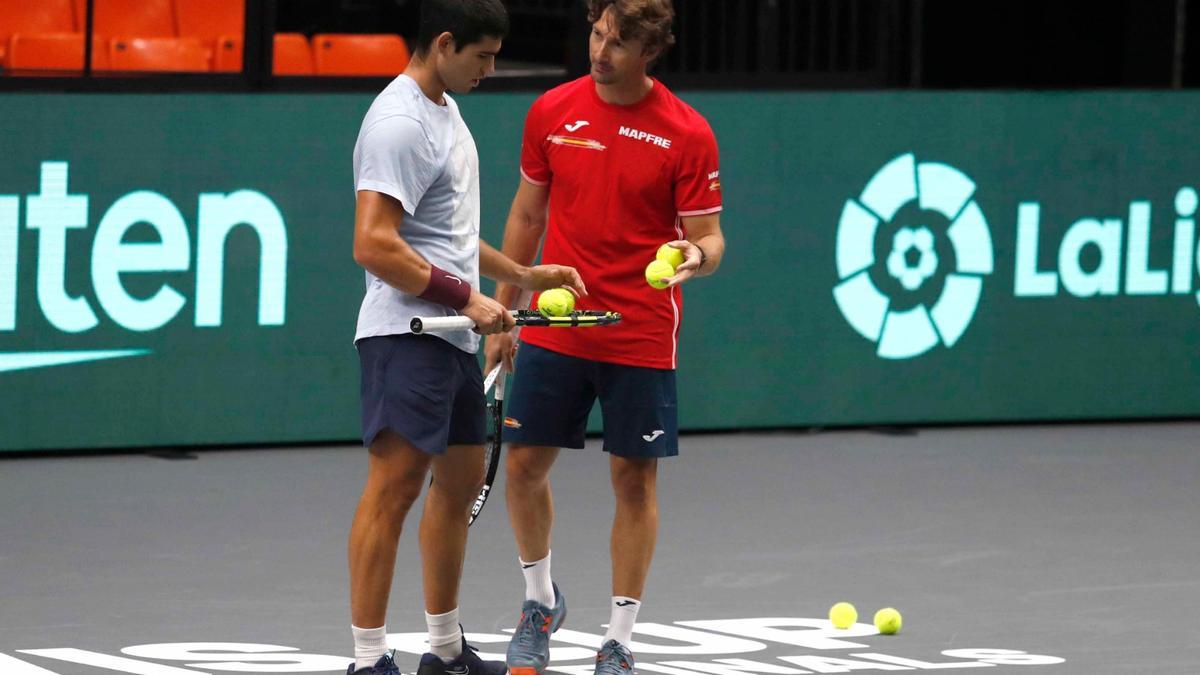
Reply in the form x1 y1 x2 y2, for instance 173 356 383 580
645 259 674 289
829 602 857 629
537 288 575 317
874 607 902 635
656 242 685 270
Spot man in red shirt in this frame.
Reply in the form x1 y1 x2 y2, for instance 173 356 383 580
484 2 725 674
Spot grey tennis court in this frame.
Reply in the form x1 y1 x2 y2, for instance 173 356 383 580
3 421 1197 674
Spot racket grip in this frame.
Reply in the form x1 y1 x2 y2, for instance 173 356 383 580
410 315 477 334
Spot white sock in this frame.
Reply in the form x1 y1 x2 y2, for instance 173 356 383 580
426 608 463 663
520 552 555 607
352 624 388 671
603 596 641 647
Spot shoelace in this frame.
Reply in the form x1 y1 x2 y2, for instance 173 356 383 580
369 652 399 675
512 606 550 650
595 645 632 674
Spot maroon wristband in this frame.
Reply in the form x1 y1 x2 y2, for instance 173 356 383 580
419 265 472 310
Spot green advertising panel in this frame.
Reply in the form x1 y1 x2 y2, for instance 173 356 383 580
1 90 1198 452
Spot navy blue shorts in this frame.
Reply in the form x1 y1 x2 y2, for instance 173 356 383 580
357 334 486 454
502 343 678 458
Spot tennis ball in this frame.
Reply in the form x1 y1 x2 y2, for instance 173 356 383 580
645 259 674 289
537 288 575 317
874 607 902 635
829 602 857 629
656 243 686 270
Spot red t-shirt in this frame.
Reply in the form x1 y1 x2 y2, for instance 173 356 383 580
518 76 723 369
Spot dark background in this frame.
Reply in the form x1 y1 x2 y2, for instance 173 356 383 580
272 0 1200 89
4 0 1195 90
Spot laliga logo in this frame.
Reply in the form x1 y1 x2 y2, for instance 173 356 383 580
833 153 995 359
836 151 1200 361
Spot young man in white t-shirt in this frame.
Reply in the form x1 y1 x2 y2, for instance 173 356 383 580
347 2 587 674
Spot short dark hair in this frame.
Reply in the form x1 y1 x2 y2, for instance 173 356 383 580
416 0 510 55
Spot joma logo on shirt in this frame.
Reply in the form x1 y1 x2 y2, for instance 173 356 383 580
618 126 673 149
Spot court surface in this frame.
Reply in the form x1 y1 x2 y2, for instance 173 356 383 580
2 422 1198 674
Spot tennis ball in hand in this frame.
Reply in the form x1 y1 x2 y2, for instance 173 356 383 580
645 259 675 289
656 242 686 269
874 607 902 635
829 602 857 629
537 288 575 317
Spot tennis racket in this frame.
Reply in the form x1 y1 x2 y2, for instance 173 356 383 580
410 309 622 335
469 292 533 525
416 301 621 525
472 361 506 526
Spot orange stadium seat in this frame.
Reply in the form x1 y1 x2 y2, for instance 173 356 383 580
79 0 177 39
174 0 243 44
213 33 313 75
108 36 209 72
311 34 409 76
0 0 77 66
5 32 110 73
213 36 242 72
273 33 314 75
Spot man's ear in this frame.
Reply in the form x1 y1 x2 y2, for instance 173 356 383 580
436 31 455 54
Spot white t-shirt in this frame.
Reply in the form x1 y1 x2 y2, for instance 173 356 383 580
352 74 481 354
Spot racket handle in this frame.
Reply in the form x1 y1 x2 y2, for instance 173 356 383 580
410 315 477 334
413 289 533 334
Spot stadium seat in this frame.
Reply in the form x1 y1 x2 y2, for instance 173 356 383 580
79 0 176 39
0 0 77 65
108 36 209 72
174 0 243 44
213 36 242 73
311 34 409 76
273 33 313 75
5 32 110 73
213 33 313 75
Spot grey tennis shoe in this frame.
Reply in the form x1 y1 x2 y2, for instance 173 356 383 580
506 582 568 675
594 640 635 675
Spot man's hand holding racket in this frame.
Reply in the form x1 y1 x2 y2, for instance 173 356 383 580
484 330 518 375
464 292 516 334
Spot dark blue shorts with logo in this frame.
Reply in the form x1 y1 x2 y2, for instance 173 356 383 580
356 333 486 454
501 342 678 458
